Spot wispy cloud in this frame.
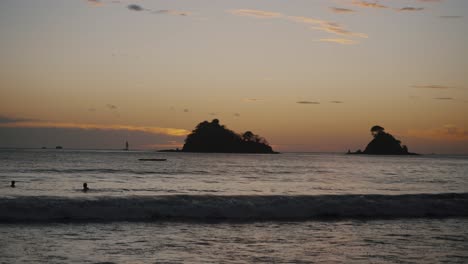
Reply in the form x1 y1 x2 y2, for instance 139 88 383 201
352 1 388 9
229 9 367 41
234 113 241 117
407 125 468 141
288 16 368 38
0 115 37 124
411 84 452 89
228 9 283 19
86 0 104 7
330 101 344 104
0 121 190 137
433 97 454 100
417 0 443 2
106 104 118 110
127 4 145 11
397 7 425 12
154 10 191 16
329 7 356 14
319 38 357 45
297 101 320 104
243 98 263 102
439 15 463 19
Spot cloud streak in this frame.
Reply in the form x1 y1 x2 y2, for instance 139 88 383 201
0 121 190 137
86 0 104 7
407 125 468 141
288 16 368 38
127 4 145 11
433 97 454 100
0 116 37 124
329 7 356 14
352 1 388 9
106 104 118 110
229 9 367 41
243 98 264 102
397 7 425 12
228 9 283 19
439 15 463 19
319 38 357 45
154 10 191 16
417 0 443 2
297 101 320 104
411 85 452 89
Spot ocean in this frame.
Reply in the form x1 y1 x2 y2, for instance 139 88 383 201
1 149 467 263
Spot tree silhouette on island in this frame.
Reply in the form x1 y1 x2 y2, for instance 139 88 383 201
169 119 277 154
348 125 418 155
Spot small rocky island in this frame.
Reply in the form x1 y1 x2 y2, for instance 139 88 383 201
348 125 418 155
167 119 277 154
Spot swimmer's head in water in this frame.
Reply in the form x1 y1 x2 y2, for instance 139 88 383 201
10 181 15 187
83 182 89 192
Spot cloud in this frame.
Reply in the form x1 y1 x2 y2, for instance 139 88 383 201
406 125 468 141
86 0 104 7
417 0 443 2
228 9 283 19
154 10 191 16
411 84 452 89
0 115 36 124
88 108 97 112
234 113 241 117
352 1 388 9
330 101 344 104
329 7 356 13
106 104 118 110
228 9 367 41
183 109 189 113
288 16 368 38
319 38 357 45
397 7 425 12
243 98 263 102
128 4 144 11
297 101 320 104
208 112 217 116
0 121 190 137
433 97 454 100
439 16 463 19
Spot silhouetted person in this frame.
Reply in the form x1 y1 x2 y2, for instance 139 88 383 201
10 181 15 188
83 183 89 192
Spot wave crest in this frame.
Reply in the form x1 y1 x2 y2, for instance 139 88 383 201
1 193 467 222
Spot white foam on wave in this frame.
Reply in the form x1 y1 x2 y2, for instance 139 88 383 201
1 193 467 222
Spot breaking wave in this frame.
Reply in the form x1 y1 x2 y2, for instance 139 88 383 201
1 193 467 222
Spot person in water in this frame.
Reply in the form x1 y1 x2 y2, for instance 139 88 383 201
10 181 15 188
82 182 89 192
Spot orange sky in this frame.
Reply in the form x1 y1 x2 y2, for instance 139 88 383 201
0 0 467 153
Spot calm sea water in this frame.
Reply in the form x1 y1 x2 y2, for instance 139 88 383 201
1 149 467 263
1 149 467 196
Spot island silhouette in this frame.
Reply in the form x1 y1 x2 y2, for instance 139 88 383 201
348 125 418 155
162 119 276 153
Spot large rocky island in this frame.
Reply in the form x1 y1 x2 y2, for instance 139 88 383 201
169 119 277 154
348 125 418 155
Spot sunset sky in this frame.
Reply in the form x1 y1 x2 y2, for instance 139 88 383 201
0 0 467 153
